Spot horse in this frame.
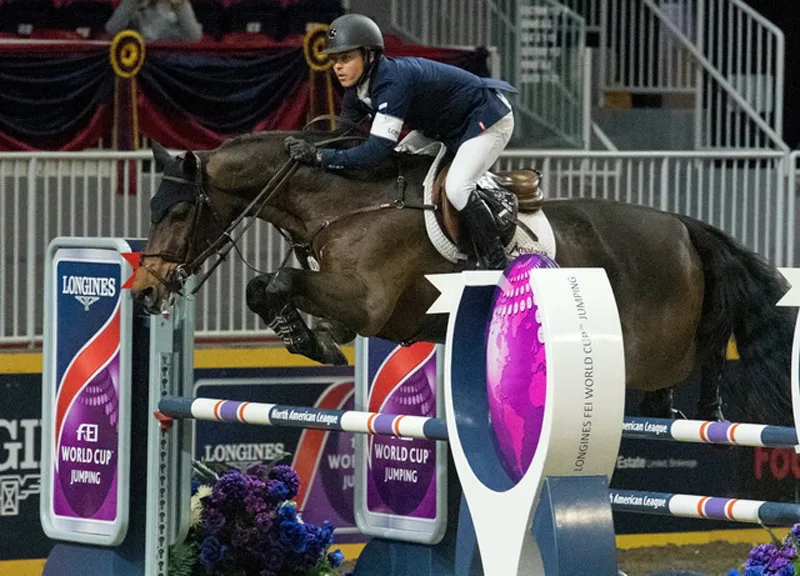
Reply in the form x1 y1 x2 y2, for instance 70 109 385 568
129 131 796 425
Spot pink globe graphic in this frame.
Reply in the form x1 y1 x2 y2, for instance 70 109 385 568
485 253 558 483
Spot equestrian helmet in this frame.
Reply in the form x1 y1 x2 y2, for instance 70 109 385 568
323 14 384 55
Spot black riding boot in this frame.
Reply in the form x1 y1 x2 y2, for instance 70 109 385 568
460 191 508 270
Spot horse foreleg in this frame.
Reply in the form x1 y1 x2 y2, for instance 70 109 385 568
265 267 397 337
314 317 357 346
245 273 348 366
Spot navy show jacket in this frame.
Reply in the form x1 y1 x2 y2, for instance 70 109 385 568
319 56 517 170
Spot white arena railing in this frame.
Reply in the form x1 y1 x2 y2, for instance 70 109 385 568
0 149 795 346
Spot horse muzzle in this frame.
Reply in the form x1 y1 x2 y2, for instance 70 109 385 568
130 261 184 314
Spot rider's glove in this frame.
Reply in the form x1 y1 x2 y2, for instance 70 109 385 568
284 137 322 166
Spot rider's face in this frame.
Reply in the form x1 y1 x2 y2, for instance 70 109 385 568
330 50 365 88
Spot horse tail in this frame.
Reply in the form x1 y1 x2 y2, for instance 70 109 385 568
676 214 795 425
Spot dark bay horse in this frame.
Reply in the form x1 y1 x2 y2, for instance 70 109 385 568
130 132 795 425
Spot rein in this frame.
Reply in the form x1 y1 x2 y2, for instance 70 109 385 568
141 158 299 296
143 125 437 298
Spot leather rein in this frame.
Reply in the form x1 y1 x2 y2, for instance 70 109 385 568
140 120 437 297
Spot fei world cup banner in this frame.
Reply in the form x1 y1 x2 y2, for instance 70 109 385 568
354 338 448 545
41 238 139 546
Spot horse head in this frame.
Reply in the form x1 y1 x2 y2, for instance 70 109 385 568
130 133 340 314
130 142 244 313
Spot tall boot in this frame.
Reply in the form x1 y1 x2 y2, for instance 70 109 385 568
460 191 508 270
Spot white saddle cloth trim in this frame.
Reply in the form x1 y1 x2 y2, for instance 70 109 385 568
394 135 556 264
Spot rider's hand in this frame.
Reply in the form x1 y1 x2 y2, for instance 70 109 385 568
284 137 321 166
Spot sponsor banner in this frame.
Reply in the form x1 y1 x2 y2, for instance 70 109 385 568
193 371 362 543
362 339 439 520
353 337 447 545
41 247 130 545
0 375 48 560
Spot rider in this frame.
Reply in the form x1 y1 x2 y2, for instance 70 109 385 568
284 13 517 270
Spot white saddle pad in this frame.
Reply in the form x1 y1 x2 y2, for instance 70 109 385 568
395 133 556 264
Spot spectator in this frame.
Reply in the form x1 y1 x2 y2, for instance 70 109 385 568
106 0 203 42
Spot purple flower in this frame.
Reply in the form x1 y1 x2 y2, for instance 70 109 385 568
766 548 795 574
746 543 796 576
788 524 800 553
195 464 341 575
230 523 256 548
278 504 298 523
255 511 274 531
266 479 290 503
269 465 301 500
298 521 334 566
328 549 345 567
279 518 309 553
791 523 800 541
199 536 228 568
203 507 226 535
747 544 781 568
244 484 268 515
211 470 249 506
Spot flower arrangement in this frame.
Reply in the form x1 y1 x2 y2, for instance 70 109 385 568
170 461 345 576
728 525 800 576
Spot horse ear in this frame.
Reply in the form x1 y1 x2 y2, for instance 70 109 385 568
182 150 202 179
152 141 172 172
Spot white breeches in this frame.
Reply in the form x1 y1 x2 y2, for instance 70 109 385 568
445 106 515 211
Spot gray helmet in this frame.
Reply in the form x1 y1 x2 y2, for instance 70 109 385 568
323 14 384 55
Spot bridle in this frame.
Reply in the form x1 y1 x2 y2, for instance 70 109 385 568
140 117 427 298
140 156 302 297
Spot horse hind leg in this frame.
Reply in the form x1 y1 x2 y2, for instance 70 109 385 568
695 341 726 421
638 388 675 419
246 273 348 366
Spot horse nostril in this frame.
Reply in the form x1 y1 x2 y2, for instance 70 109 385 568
136 287 154 305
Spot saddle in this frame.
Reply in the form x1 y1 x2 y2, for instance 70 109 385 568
432 165 544 250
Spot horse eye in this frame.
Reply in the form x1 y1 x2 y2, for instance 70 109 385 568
170 205 191 222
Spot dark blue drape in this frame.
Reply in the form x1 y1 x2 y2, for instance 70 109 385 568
139 48 308 135
0 50 112 148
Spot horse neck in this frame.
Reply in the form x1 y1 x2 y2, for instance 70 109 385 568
205 137 428 239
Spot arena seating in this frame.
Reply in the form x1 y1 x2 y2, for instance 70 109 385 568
0 0 344 41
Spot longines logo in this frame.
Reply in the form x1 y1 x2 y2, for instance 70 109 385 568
0 475 40 516
61 275 116 311
0 418 40 517
202 442 287 471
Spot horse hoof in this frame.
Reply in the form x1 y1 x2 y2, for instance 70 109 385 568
318 342 348 366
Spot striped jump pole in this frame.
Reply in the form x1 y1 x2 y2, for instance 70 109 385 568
609 489 800 526
159 396 800 449
158 395 449 441
159 397 800 526
622 416 799 448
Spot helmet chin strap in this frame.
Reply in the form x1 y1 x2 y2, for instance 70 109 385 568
357 48 380 86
